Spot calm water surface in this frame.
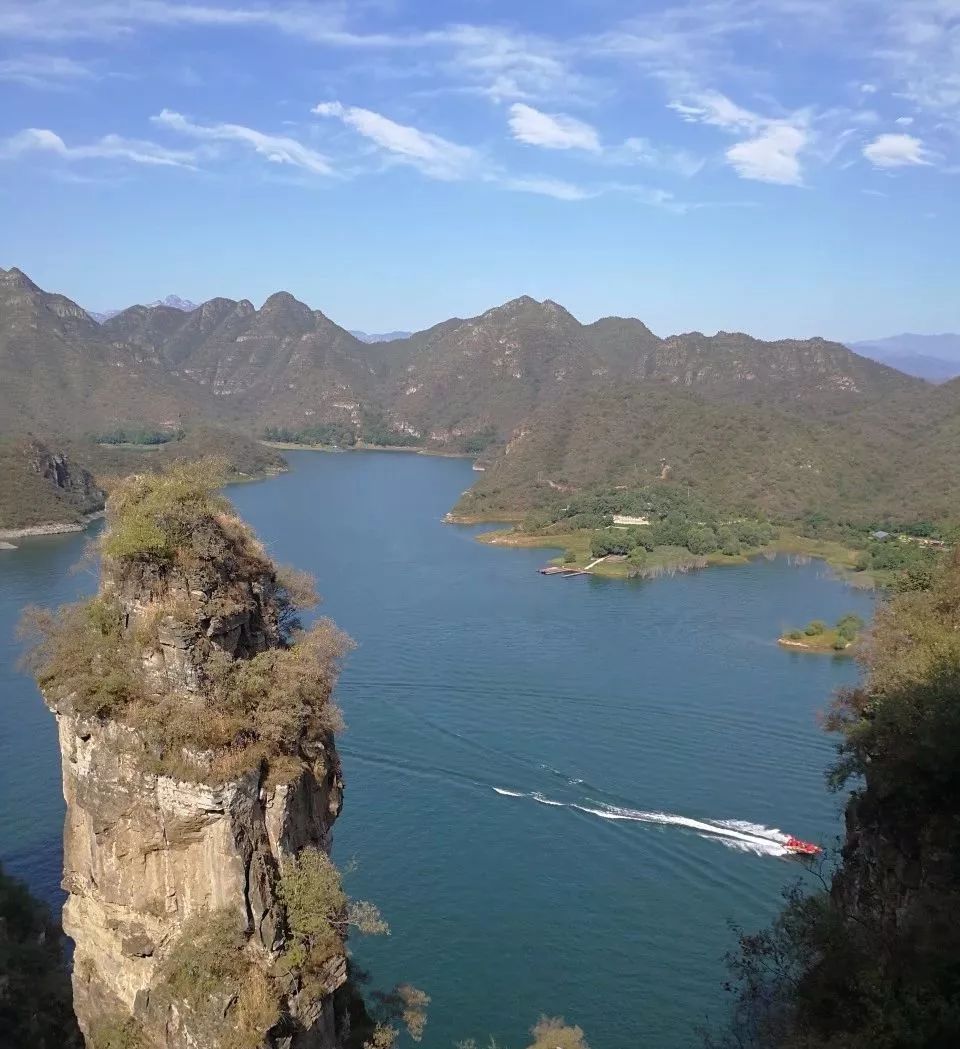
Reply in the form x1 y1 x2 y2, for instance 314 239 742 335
0 451 874 1048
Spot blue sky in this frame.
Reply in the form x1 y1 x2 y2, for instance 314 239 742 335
0 0 957 340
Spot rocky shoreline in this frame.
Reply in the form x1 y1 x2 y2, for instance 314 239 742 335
0 510 105 542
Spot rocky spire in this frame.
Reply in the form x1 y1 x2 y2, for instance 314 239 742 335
35 462 353 1049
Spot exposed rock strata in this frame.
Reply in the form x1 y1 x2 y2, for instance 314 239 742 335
54 710 345 1048
47 496 350 1049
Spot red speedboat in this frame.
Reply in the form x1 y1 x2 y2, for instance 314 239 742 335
784 836 821 856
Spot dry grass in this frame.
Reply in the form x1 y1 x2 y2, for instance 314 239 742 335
24 460 352 784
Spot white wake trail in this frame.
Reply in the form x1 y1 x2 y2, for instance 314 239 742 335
492 789 792 858
573 804 789 857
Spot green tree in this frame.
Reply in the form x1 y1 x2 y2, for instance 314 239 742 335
590 527 634 558
836 614 864 642
713 552 960 1049
717 527 742 556
686 526 718 555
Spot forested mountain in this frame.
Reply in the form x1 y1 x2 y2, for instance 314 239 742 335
101 290 382 429
0 268 207 435
454 383 960 522
2 267 958 525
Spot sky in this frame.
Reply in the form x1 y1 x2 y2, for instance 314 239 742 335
0 0 958 341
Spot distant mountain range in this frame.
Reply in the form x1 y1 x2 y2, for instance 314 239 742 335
848 333 960 383
87 295 960 383
87 295 199 324
2 265 958 523
349 330 413 343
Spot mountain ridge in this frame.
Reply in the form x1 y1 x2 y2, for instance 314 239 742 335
3 266 957 524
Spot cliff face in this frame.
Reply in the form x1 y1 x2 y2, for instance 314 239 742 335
29 439 105 516
41 466 353 1049
0 437 105 533
56 713 345 1049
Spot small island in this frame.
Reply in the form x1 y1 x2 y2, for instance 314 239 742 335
778 614 865 653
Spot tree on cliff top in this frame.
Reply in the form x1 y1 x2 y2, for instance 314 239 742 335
711 550 960 1048
22 459 351 785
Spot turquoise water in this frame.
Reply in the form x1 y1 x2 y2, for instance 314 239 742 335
0 451 874 1048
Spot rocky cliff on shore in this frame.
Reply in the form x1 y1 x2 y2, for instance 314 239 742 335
0 437 105 536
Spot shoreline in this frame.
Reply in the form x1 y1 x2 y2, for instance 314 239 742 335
260 439 476 460
0 509 105 541
468 525 876 587
2 462 286 540
778 636 856 655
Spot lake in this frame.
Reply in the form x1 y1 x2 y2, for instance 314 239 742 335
0 450 874 1048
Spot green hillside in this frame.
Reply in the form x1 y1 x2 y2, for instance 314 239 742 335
455 383 958 524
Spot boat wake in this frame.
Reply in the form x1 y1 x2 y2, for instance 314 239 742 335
493 789 791 858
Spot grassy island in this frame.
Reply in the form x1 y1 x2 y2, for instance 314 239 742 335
471 482 954 589
778 614 865 654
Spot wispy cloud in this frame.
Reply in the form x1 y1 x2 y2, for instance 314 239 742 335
498 176 595 201
0 127 197 167
312 99 690 209
0 3 584 103
863 132 933 169
670 91 809 186
622 137 704 178
0 1 408 46
507 104 600 152
153 109 335 175
442 25 584 103
0 53 93 88
880 2 960 120
313 101 476 180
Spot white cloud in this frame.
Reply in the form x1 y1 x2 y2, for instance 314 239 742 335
669 92 763 132
312 99 688 207
507 103 600 152
669 91 809 186
860 83 878 94
862 132 932 168
313 101 476 180
1 127 197 167
0 53 93 88
895 115 914 125
153 109 334 175
725 124 807 186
